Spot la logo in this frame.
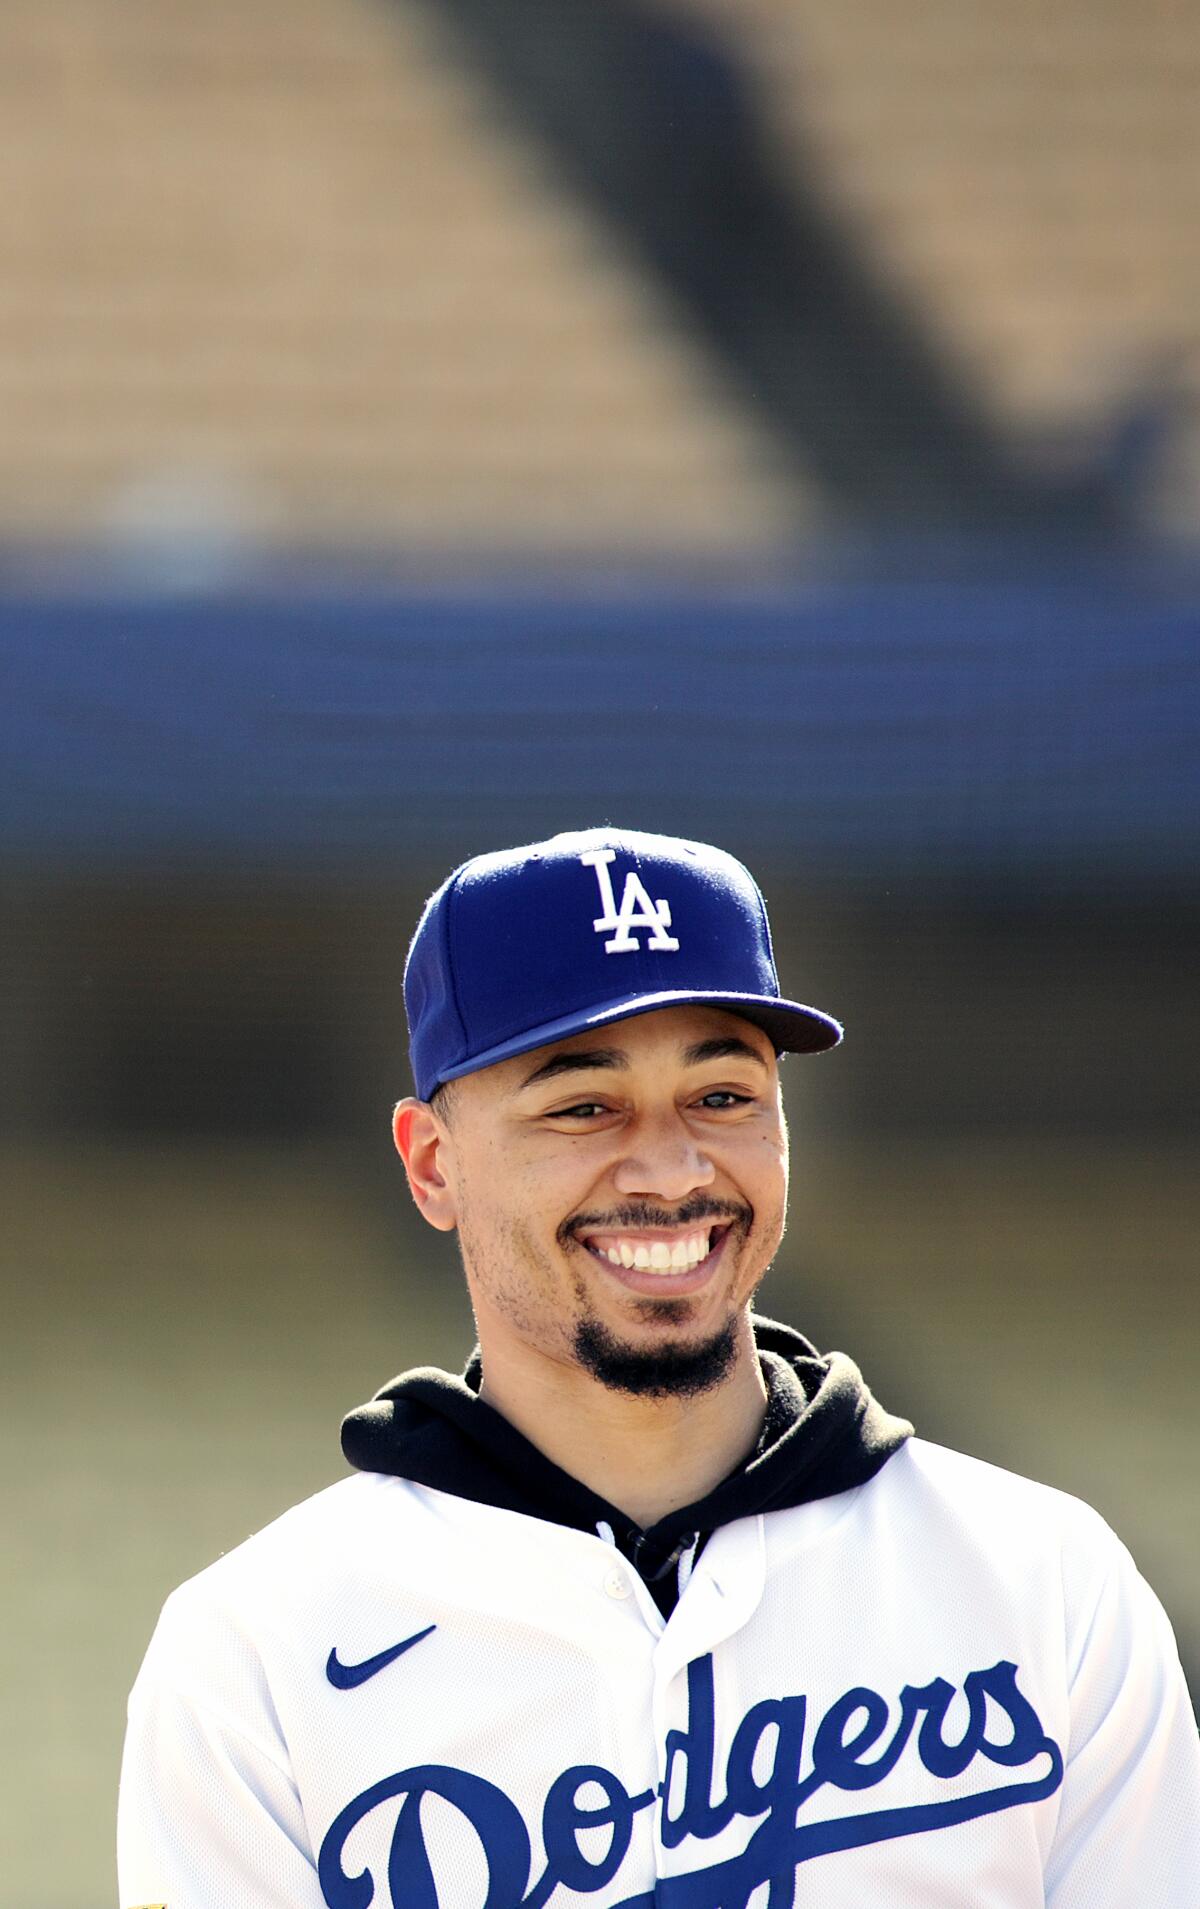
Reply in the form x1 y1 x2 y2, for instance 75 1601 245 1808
580 848 680 954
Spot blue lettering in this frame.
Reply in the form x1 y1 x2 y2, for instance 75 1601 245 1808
659 1747 1065 1909
965 1659 1058 1768
809 1686 892 1791
658 1658 1062 1909
915 1674 982 1779
724 1695 808 1819
319 1657 1063 1909
318 1765 530 1909
661 1655 725 1845
914 1659 1051 1779
540 1766 654 1894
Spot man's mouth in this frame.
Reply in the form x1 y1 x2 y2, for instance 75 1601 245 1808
578 1223 730 1276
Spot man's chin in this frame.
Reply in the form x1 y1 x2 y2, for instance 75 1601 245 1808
572 1316 739 1399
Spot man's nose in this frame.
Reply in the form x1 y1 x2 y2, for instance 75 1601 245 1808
611 1111 716 1202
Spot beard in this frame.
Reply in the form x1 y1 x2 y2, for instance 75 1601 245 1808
561 1193 761 1398
571 1312 740 1398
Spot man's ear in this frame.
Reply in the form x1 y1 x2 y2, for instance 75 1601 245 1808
393 1098 458 1233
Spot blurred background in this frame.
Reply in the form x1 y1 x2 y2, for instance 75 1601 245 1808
1 1 1198 1901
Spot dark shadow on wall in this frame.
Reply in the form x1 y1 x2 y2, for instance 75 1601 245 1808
404 0 1129 538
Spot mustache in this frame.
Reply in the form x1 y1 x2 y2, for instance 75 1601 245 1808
562 1197 752 1243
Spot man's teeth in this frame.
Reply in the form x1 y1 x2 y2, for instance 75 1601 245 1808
595 1231 713 1272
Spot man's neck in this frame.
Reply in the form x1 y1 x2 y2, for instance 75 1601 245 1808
476 1325 769 1528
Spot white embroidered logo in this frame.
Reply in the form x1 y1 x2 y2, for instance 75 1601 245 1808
580 848 680 954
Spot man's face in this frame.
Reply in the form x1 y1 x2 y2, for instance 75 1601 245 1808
411 1003 789 1398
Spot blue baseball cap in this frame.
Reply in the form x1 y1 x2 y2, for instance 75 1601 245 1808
403 827 842 1101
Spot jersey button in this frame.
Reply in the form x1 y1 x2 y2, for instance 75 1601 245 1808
603 1567 632 1600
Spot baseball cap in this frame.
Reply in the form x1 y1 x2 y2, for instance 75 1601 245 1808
403 827 842 1100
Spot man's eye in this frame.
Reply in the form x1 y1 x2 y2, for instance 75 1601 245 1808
550 1102 608 1120
697 1090 750 1110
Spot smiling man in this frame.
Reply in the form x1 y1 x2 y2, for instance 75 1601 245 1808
396 1001 792 1527
118 828 1200 1909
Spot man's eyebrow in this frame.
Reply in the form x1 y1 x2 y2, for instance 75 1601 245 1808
515 1047 630 1090
682 1036 770 1068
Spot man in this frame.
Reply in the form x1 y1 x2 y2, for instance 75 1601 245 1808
119 827 1200 1907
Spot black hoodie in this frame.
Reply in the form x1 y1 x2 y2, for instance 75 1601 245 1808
342 1317 912 1617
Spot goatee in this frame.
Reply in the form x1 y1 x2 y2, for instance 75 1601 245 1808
572 1316 739 1398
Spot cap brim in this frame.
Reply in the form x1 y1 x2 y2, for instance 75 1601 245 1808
435 989 841 1092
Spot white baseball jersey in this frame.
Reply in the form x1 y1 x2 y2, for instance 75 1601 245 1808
118 1435 1200 1908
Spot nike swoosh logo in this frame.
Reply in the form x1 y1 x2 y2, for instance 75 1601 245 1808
326 1622 437 1690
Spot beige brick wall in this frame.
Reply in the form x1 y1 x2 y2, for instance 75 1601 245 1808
3 0 1196 551
0 0 808 554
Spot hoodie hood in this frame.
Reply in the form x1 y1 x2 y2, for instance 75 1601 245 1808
341 1316 912 1564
